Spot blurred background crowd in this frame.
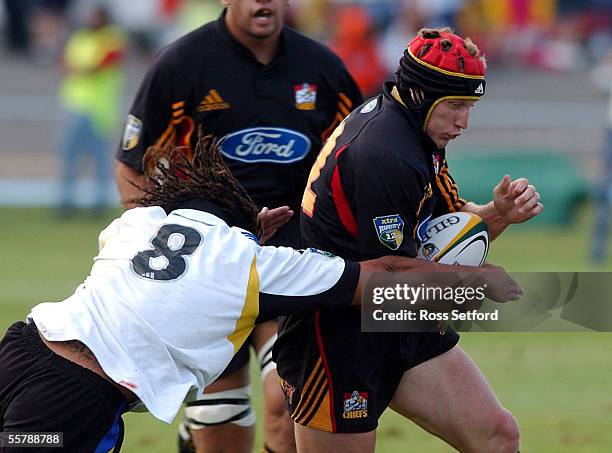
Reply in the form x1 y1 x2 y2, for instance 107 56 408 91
4 1 611 91
0 0 611 261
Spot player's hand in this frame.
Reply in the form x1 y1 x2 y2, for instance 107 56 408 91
493 175 543 224
479 262 523 303
258 206 294 245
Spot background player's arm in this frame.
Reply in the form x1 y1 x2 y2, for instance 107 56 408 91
321 57 363 141
461 175 543 240
115 58 185 208
114 161 152 209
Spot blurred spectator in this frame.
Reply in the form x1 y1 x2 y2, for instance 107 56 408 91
103 0 184 54
288 0 329 40
414 0 465 29
57 5 125 215
160 0 222 46
456 0 611 70
591 50 612 263
457 0 556 63
3 0 32 54
379 0 422 77
328 4 386 97
30 0 73 65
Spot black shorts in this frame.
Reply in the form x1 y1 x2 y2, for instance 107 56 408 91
0 322 127 452
217 216 301 379
273 309 459 433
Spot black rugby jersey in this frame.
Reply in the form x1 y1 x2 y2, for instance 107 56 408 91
300 82 465 261
116 11 362 213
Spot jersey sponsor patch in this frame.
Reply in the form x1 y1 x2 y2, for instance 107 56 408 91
373 215 404 250
308 247 336 258
219 127 311 164
122 114 142 151
241 231 259 244
360 99 377 114
342 391 368 419
294 83 317 110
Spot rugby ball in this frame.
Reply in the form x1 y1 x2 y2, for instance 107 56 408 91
417 213 489 266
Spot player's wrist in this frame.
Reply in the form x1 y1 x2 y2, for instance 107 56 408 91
463 201 510 240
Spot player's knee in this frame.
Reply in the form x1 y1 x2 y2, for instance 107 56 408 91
184 386 256 430
262 374 290 424
259 335 288 421
262 372 295 451
262 406 295 453
487 409 520 453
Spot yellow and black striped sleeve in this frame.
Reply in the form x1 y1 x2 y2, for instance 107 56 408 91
435 158 467 213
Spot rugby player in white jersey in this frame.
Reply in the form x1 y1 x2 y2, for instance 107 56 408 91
0 136 521 452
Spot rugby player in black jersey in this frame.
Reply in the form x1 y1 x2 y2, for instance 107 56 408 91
274 28 543 453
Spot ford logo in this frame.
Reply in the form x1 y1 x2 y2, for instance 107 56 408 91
219 127 311 164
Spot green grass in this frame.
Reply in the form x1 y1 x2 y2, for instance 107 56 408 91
1 205 611 452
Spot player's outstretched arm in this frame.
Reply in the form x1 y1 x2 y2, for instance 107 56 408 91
257 249 521 322
353 256 523 306
461 175 543 240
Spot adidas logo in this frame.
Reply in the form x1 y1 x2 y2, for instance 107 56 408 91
197 89 230 112
474 83 484 95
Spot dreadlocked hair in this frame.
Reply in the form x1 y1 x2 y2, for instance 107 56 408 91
136 132 261 235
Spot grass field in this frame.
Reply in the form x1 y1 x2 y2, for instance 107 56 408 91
1 206 611 452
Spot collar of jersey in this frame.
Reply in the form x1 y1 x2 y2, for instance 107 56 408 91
216 9 287 66
170 198 231 226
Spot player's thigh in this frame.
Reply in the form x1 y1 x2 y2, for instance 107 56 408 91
389 345 508 446
203 364 250 393
1 324 126 452
261 369 295 453
252 319 278 353
294 423 376 453
261 368 287 415
252 320 285 412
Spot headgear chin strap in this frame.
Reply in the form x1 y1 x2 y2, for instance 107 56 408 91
395 28 487 131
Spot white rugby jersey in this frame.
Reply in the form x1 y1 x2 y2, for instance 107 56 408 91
29 205 359 423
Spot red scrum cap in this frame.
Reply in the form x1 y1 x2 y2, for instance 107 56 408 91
395 28 487 130
408 29 486 77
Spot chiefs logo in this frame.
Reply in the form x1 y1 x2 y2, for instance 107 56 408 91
342 391 368 419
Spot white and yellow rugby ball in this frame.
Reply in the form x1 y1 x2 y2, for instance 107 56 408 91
418 213 489 266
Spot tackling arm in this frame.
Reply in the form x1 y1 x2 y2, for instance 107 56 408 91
256 248 522 323
353 255 522 306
